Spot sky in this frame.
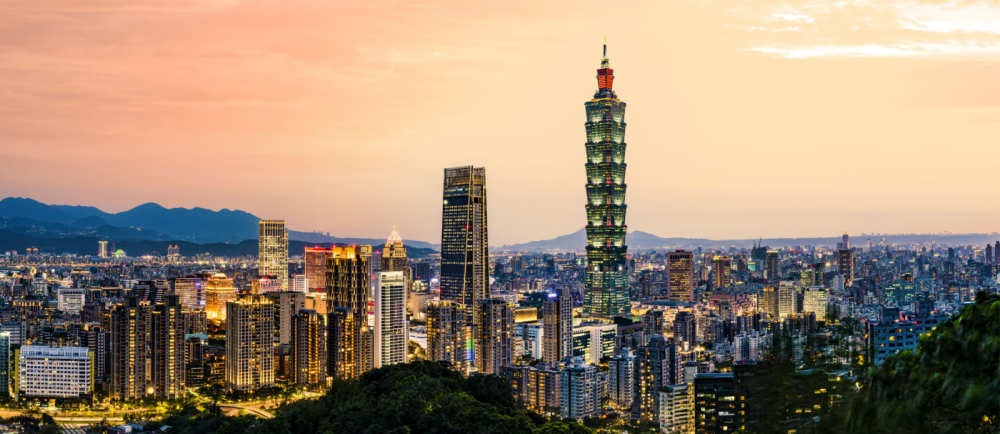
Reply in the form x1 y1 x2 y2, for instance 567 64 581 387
0 0 997 245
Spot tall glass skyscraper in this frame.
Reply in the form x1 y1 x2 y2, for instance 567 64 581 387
259 220 288 290
440 166 489 318
583 45 629 318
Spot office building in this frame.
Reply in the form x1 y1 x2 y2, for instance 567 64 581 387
170 277 204 310
110 296 149 401
57 288 85 314
264 291 307 346
560 357 600 421
374 271 408 368
838 249 854 286
16 346 92 407
292 274 308 293
582 43 629 317
660 383 694 434
426 300 469 373
0 323 26 346
381 227 410 289
883 280 916 308
803 287 827 321
572 322 617 365
151 295 185 398
543 286 573 364
608 348 634 412
225 295 275 392
765 251 779 283
777 285 798 318
667 251 694 301
713 257 731 288
0 332 9 394
440 166 490 321
204 273 235 320
291 309 326 386
673 312 696 348
411 262 431 284
694 373 737 434
326 246 372 379
632 335 683 423
305 247 333 293
259 220 289 291
477 298 514 375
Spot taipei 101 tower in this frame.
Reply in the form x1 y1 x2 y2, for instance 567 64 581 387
582 42 629 318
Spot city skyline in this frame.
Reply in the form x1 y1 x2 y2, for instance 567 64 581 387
1 1 996 246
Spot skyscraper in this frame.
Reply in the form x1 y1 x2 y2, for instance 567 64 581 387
264 291 306 346
259 220 289 291
111 296 149 401
543 286 573 364
204 273 235 320
151 295 185 398
673 312 696 348
291 309 326 386
765 251 779 283
225 295 275 392
561 357 601 421
374 271 408 368
381 226 410 291
476 298 514 375
608 348 634 412
440 166 489 320
305 247 333 293
667 251 694 302
838 249 854 286
583 43 630 318
632 335 682 423
426 300 469 373
326 246 372 379
713 256 731 288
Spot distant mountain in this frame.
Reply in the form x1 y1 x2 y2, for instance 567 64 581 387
0 197 440 249
499 228 1000 251
0 229 436 259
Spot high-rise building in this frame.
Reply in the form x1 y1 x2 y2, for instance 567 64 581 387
111 296 149 401
477 298 514 375
643 309 666 336
204 273 235 320
411 262 431 284
57 288 86 314
0 332 9 395
838 249 854 286
264 291 306 346
694 373 737 434
225 295 275 392
667 251 694 301
440 166 490 321
713 257 731 288
305 247 333 293
374 272 408 368
326 246 371 379
561 357 600 421
777 285 798 318
170 277 204 311
500 363 562 416
582 44 629 318
733 330 770 362
15 346 93 406
673 312 696 348
803 287 827 321
291 309 326 386
632 335 683 423
134 280 170 304
151 295 185 398
543 286 573 364
842 232 850 249
426 300 469 373
381 227 410 290
608 348 634 412
259 220 289 291
659 384 694 434
765 251 779 283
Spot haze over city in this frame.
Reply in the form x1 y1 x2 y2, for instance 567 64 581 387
2 0 997 245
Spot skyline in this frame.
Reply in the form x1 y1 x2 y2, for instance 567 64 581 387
2 0 998 246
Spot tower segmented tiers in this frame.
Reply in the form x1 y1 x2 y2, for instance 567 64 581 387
583 43 629 318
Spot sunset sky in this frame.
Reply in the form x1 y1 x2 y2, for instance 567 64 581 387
1 0 997 245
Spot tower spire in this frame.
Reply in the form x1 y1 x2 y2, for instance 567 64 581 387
603 36 607 59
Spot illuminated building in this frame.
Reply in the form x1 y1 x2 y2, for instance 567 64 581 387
57 287 85 314
838 249 854 286
98 241 108 259
111 296 150 401
659 384 694 434
583 43 629 318
561 357 600 421
134 280 169 304
292 274 308 293
733 330 770 362
381 226 411 291
712 256 731 288
765 251 779 283
204 273 235 320
305 247 333 293
643 309 665 335
225 295 275 392
15 346 92 407
151 295 185 398
170 276 204 310
0 332 9 394
572 322 617 365
608 349 634 412
291 309 326 386
799 268 814 289
374 271 408 368
167 244 180 260
673 312 696 348
477 298 514 375
694 373 736 434
440 166 490 321
326 246 372 378
259 220 288 291
500 363 562 415
667 251 694 301
543 286 572 364
264 291 306 346
426 300 469 373
632 335 683 423
777 285 798 318
803 287 827 321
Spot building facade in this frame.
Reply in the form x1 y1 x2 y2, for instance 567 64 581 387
440 166 490 322
543 286 573 364
374 271 408 368
291 309 326 386
225 295 275 392
476 298 514 375
426 300 469 373
259 220 289 290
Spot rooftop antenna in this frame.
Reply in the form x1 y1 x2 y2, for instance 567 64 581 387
603 36 607 59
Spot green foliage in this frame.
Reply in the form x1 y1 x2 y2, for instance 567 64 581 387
532 421 594 434
833 292 1000 434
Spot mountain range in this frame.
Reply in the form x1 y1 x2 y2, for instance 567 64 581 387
0 197 438 253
